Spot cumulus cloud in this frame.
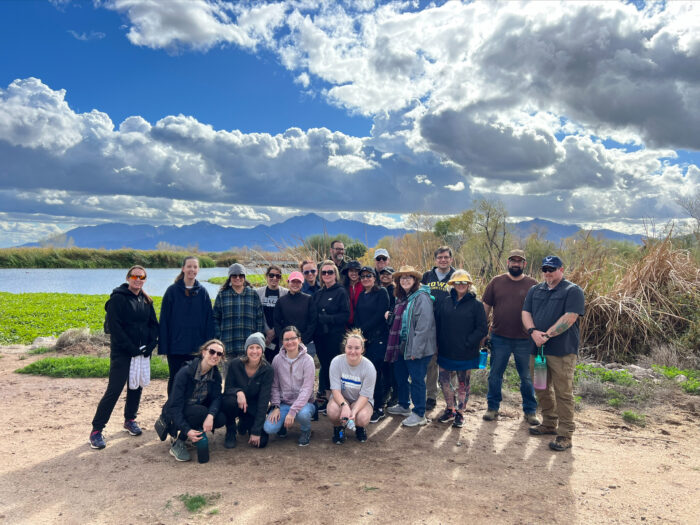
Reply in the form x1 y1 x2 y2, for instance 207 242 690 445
445 181 465 192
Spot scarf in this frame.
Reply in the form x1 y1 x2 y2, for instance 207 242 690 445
385 300 407 363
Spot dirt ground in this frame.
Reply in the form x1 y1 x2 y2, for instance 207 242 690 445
1 347 699 525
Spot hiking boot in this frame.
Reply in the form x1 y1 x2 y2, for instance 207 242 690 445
370 408 385 424
425 398 437 411
525 413 541 426
549 436 573 451
258 431 269 449
89 430 106 449
298 429 311 447
333 426 345 444
386 404 411 416
438 408 456 423
277 427 288 438
482 409 498 421
452 412 464 428
169 439 191 462
402 412 428 427
123 419 142 436
529 424 557 435
224 425 237 449
355 426 368 443
154 416 169 441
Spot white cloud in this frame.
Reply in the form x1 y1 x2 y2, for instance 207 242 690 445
414 175 433 186
68 30 106 41
445 181 464 192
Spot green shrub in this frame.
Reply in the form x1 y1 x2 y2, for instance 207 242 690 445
575 364 636 386
622 410 646 426
16 355 169 378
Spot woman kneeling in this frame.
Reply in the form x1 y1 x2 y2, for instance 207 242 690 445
327 329 376 444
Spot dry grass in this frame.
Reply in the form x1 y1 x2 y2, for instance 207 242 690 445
55 328 110 355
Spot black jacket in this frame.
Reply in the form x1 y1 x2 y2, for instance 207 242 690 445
274 291 317 344
224 358 274 435
313 283 350 337
158 279 214 356
435 288 488 361
354 287 390 344
105 283 158 358
167 357 223 436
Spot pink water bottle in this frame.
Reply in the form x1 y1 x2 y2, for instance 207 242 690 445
533 346 547 390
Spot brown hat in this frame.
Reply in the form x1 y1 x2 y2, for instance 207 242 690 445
508 249 526 261
392 265 422 282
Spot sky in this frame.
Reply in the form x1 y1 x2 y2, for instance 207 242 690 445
0 0 698 247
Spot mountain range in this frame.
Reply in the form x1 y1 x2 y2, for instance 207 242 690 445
23 214 643 251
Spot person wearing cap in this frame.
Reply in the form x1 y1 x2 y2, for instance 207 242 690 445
274 271 317 355
342 260 363 326
433 270 488 428
374 248 390 274
522 255 585 451
482 249 540 425
255 265 289 363
213 263 265 358
300 259 321 296
222 332 273 449
421 246 457 412
386 266 436 427
378 266 396 311
353 266 391 423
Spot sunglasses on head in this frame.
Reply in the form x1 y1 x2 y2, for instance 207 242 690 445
267 273 282 279
230 274 245 279
207 348 224 357
360 274 374 279
303 269 317 275
541 266 558 273
128 275 146 281
321 270 335 276
375 256 388 261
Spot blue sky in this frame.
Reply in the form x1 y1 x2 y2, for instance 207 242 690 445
0 0 698 246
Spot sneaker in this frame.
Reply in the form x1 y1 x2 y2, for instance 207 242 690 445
525 413 541 426
370 408 385 424
529 425 557 435
482 409 498 421
298 429 311 447
386 404 411 416
89 430 106 449
258 431 269 449
402 412 428 427
316 399 328 415
355 426 367 443
123 419 142 436
277 427 288 438
170 439 191 461
438 408 456 423
224 426 237 449
154 416 169 441
549 435 573 451
425 398 437 411
452 412 464 428
333 426 345 445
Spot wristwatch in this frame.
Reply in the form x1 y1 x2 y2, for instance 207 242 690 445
339 401 347 408
527 327 535 335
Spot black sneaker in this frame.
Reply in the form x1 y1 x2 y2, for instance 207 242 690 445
332 426 345 444
370 408 385 424
425 398 437 411
452 412 464 428
355 426 367 443
438 408 456 423
224 425 237 449
277 427 288 438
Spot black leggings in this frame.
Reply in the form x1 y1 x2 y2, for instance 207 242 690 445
366 340 390 408
166 354 194 395
316 331 344 393
92 353 141 431
221 397 261 434
176 404 226 441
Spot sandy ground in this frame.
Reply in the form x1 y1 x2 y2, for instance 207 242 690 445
1 347 699 525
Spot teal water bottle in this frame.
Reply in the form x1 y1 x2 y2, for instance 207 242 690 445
478 349 488 369
196 432 209 464
533 346 547 390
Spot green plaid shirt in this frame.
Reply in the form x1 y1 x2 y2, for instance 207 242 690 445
213 286 264 356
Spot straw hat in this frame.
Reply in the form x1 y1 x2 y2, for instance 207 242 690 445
448 269 473 286
393 265 422 282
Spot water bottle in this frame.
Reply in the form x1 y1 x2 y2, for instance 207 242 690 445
533 346 547 390
478 349 488 369
342 417 356 431
196 432 209 464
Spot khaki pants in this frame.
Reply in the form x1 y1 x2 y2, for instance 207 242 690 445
534 353 577 438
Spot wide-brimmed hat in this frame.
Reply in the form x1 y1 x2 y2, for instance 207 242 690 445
448 269 473 285
393 265 422 282
341 260 362 275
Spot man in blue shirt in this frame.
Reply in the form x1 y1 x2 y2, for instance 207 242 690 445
522 255 585 451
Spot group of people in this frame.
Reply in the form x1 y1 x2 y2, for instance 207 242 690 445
89 240 585 461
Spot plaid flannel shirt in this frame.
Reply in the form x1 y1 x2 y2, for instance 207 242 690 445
213 286 265 356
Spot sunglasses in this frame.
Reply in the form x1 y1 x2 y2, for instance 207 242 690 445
321 270 335 276
541 266 558 273
128 275 146 281
360 274 374 279
452 281 470 285
375 256 388 261
267 273 282 279
230 274 245 279
303 269 317 275
207 348 224 357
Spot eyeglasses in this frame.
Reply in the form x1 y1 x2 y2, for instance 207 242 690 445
375 256 388 261
332 247 345 252
267 273 282 279
541 266 558 273
128 275 146 281
230 274 245 279
207 348 224 357
321 270 335 276
303 269 317 275
360 274 374 280
283 336 299 342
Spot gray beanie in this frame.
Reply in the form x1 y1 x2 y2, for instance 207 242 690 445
245 332 266 353
228 263 246 276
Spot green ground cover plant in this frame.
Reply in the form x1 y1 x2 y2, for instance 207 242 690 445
574 364 636 386
178 493 221 513
15 355 169 378
652 365 700 395
622 410 646 426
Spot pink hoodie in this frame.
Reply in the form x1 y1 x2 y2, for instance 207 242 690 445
269 343 315 417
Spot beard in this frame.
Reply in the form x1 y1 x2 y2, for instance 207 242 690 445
508 266 524 277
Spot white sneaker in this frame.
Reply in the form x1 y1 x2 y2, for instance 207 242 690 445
402 412 428 427
386 404 411 416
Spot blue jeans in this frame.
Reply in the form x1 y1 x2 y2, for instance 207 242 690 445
393 354 431 417
263 402 315 434
486 334 537 414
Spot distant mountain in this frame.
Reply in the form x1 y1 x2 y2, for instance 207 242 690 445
511 218 643 245
23 214 411 251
